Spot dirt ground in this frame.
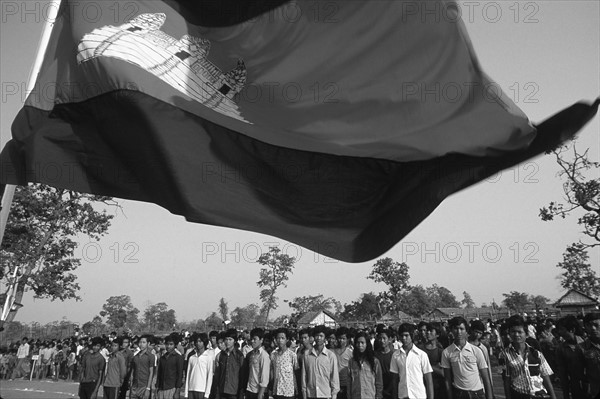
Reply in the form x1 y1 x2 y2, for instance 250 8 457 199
0 373 565 399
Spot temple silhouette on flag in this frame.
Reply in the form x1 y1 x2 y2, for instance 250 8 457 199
77 13 249 123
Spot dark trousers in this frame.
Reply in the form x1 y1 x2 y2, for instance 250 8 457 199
452 387 485 399
189 391 205 399
104 386 120 399
79 382 98 399
274 396 295 399
337 387 347 399
246 391 259 399
119 373 131 399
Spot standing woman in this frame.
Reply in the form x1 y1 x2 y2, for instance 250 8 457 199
347 331 383 399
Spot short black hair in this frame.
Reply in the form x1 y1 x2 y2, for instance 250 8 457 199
140 334 154 343
448 317 469 331
335 327 349 338
224 328 238 340
299 328 311 337
250 328 265 340
377 328 394 338
557 315 582 334
470 320 485 333
506 315 526 331
426 322 442 336
192 332 209 348
397 323 416 336
313 325 328 336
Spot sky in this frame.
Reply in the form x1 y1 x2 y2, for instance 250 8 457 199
1 0 599 326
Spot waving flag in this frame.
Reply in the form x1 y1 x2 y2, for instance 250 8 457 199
1 0 597 262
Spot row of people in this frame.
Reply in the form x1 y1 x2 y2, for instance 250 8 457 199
73 316 545 399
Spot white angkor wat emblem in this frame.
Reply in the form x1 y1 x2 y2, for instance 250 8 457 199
77 13 249 123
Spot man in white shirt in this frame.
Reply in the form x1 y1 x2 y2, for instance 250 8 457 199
12 337 30 379
390 324 433 399
245 328 271 399
185 333 214 399
441 317 493 399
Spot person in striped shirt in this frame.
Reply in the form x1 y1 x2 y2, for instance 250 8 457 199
499 315 556 399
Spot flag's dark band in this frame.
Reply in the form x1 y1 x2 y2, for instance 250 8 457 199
1 91 597 262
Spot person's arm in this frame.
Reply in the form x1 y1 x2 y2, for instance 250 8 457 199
269 353 275 387
146 355 155 399
91 360 104 399
541 374 557 399
537 350 557 399
479 368 493 399
374 359 383 399
79 356 85 382
292 352 300 397
119 354 127 387
330 352 340 399
423 372 433 399
155 358 162 389
500 355 512 399
443 368 454 399
214 353 222 399
205 354 214 399
257 352 270 399
502 375 512 399
175 354 185 398
301 355 307 399
554 347 570 399
346 361 354 399
391 371 399 399
238 352 246 399
440 350 453 399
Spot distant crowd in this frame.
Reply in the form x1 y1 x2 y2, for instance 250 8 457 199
1 313 599 399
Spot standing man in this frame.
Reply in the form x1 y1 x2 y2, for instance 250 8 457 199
374 328 395 399
555 315 585 399
104 339 127 399
271 328 299 399
302 325 339 399
469 320 493 393
79 337 106 399
244 328 271 399
12 337 30 379
296 329 313 399
421 323 446 399
156 334 184 399
580 313 600 399
131 334 156 399
119 336 134 399
215 328 245 399
185 332 214 399
390 323 433 399
334 327 353 399
441 317 492 399
499 315 556 399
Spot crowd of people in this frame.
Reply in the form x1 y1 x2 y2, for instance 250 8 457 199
1 313 599 399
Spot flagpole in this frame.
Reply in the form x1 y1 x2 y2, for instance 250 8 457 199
0 0 63 328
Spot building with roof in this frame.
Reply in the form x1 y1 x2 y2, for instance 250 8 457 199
554 289 599 315
296 310 337 327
